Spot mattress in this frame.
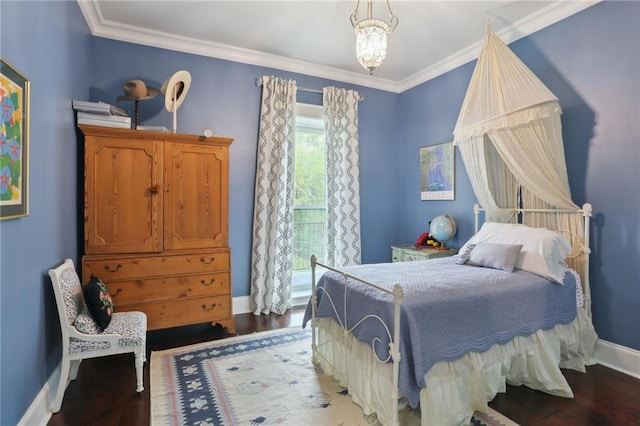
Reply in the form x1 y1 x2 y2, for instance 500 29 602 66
313 303 596 426
303 257 583 408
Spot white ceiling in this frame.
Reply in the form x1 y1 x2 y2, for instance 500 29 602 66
78 0 598 93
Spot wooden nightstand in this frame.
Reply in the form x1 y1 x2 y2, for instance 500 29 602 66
391 245 458 262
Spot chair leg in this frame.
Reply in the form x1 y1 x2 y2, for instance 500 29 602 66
135 349 144 392
50 356 71 413
69 359 82 381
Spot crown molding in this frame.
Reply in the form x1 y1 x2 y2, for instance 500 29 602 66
396 0 600 92
77 0 599 94
76 0 401 92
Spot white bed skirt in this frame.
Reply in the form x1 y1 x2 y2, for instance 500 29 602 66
313 306 596 426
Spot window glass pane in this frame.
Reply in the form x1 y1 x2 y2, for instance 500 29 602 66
293 103 326 302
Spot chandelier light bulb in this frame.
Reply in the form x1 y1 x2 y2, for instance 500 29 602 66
350 0 398 75
355 19 389 74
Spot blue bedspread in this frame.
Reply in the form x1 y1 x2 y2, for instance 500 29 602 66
302 257 577 408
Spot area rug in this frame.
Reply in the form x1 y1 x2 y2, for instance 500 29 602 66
151 327 518 426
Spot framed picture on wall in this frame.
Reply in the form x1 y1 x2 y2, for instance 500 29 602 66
0 58 30 219
420 141 454 200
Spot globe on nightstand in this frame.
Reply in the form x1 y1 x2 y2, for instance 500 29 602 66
429 215 457 249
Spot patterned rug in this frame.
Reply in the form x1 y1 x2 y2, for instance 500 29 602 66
151 327 518 426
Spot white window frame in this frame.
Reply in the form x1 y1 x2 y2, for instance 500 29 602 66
291 102 325 305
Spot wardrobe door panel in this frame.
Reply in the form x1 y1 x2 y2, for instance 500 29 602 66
164 142 228 250
85 137 162 254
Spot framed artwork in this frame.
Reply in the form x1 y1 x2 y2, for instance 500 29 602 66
0 58 29 219
420 141 454 200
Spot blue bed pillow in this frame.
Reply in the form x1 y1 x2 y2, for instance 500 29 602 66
457 243 523 272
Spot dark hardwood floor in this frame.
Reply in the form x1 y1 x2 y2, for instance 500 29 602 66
48 307 640 426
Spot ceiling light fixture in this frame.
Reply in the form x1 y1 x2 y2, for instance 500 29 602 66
350 0 399 75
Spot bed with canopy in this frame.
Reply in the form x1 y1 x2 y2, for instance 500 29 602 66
304 29 597 426
453 28 592 316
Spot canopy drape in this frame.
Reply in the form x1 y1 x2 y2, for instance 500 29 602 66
453 30 592 316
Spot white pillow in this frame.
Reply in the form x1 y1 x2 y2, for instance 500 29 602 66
459 222 571 283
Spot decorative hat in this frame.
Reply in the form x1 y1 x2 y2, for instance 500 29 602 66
116 79 159 101
161 70 192 112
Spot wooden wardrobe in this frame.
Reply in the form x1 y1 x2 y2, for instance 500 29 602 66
79 125 235 333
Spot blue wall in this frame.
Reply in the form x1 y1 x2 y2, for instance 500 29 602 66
509 2 639 352
1 1 638 424
397 65 478 248
88 39 400 297
398 2 640 351
0 1 92 424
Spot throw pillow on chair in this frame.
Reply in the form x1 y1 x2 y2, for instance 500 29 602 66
83 275 115 331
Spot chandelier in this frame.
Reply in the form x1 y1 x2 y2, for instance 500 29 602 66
350 0 399 75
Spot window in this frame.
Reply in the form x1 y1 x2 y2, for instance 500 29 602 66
292 103 326 304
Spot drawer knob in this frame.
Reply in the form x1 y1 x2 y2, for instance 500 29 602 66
200 278 216 287
104 263 123 272
200 257 216 264
148 185 159 194
201 303 217 311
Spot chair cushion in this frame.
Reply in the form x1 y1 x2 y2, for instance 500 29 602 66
83 275 115 331
74 307 102 335
58 266 85 325
71 310 147 354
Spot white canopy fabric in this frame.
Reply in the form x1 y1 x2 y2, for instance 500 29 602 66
453 30 591 315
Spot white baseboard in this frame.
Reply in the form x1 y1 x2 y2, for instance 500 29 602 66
228 296 640 380
233 295 251 314
231 295 307 315
593 338 640 379
20 297 256 424
18 366 57 426
20 313 640 425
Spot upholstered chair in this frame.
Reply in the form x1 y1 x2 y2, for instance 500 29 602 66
48 258 147 413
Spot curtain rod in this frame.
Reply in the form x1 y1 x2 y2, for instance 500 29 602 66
255 78 364 101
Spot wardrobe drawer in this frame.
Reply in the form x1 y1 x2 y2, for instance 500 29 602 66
109 272 230 305
83 251 230 281
123 295 232 330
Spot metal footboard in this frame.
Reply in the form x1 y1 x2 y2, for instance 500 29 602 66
309 254 404 426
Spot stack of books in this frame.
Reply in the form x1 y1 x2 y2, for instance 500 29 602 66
73 100 131 129
137 125 169 132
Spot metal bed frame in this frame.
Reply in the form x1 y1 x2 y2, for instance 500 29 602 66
308 203 592 426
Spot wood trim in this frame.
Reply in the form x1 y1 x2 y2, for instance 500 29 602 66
79 125 233 146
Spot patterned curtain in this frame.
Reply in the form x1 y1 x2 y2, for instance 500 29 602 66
250 76 297 315
323 86 362 267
